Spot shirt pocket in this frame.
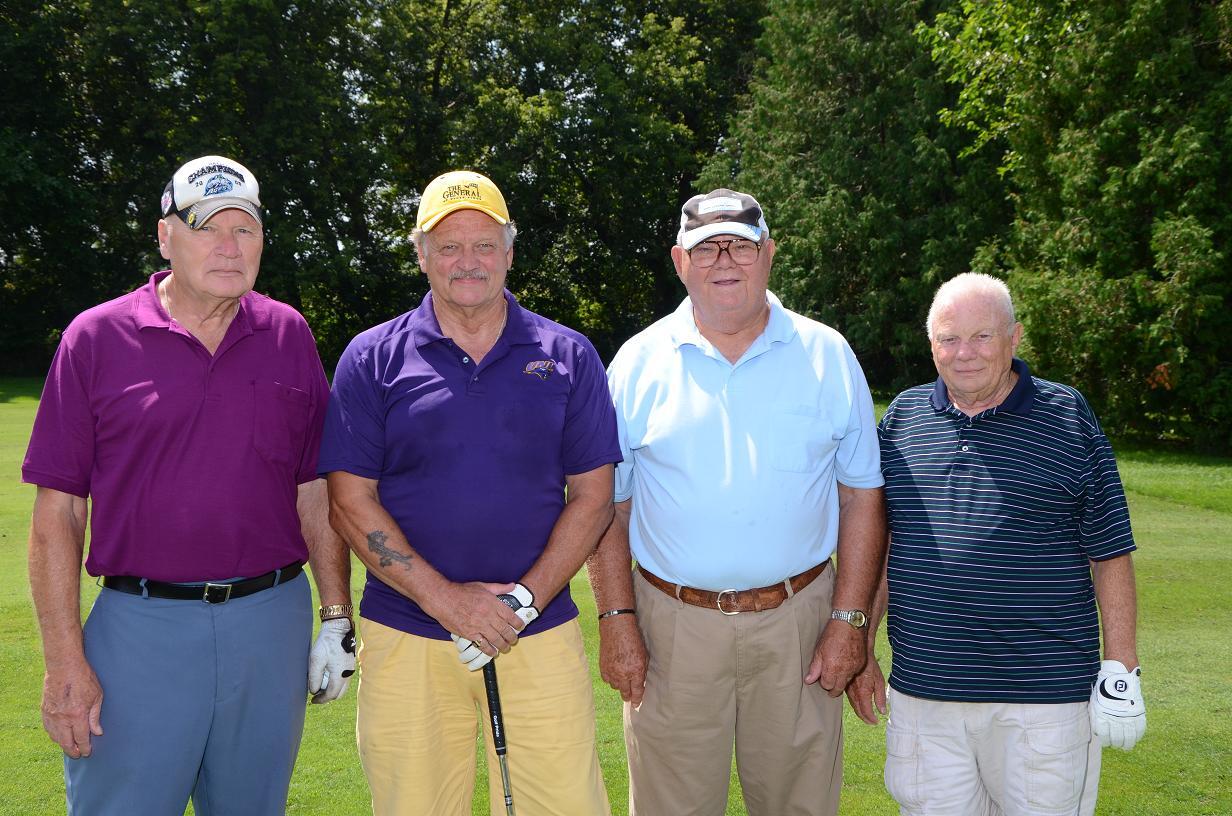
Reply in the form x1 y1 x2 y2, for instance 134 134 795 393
253 379 313 467
769 404 838 473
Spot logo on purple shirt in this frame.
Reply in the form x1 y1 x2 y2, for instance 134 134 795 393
523 360 557 379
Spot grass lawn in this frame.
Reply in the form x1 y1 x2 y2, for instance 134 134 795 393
1 376 1229 815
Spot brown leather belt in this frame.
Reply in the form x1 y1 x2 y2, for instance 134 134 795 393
637 561 829 615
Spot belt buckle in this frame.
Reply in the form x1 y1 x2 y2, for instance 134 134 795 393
203 582 233 604
716 589 741 616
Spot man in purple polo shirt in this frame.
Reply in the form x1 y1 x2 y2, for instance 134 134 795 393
321 170 620 815
23 155 355 816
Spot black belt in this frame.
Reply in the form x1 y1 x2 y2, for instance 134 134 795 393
101 561 303 604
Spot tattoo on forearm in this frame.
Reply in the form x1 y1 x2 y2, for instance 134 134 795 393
366 530 413 570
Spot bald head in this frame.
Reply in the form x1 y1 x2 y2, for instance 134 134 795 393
926 273 1015 340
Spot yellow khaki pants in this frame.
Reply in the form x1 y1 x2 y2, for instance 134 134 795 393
627 565 842 816
357 617 610 816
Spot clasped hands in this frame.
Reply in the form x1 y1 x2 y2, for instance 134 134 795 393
448 582 539 671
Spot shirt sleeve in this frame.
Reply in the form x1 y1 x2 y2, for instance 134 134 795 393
317 336 387 480
561 337 623 476
834 341 885 489
608 350 635 503
1077 395 1136 560
22 331 95 497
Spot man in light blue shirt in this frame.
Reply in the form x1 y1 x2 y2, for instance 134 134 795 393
588 188 886 816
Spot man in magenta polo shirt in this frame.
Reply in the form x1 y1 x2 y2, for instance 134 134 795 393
321 170 620 815
23 155 355 815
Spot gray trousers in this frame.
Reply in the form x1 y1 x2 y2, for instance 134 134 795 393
66 573 311 816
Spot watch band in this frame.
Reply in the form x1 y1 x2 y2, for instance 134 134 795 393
830 608 868 629
319 603 354 621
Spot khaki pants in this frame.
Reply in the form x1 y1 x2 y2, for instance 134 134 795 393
357 617 610 816
626 565 842 816
885 688 1101 816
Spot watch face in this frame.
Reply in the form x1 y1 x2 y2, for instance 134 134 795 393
833 609 868 628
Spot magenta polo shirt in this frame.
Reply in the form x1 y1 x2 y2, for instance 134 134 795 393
319 290 622 640
22 271 329 582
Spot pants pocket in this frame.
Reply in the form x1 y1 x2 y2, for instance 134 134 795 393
1025 713 1090 813
884 729 923 811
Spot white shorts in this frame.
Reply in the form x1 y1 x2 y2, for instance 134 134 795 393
884 687 1101 816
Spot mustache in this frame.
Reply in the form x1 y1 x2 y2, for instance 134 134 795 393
449 269 489 281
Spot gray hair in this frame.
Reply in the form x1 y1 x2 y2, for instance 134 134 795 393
411 221 518 259
926 272 1016 339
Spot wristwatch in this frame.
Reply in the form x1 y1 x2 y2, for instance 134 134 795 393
319 603 354 621
830 608 868 629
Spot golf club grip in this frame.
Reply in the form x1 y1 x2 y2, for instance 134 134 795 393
483 662 507 755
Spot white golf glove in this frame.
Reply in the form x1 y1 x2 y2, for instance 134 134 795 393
1090 659 1146 750
451 584 539 671
308 618 356 704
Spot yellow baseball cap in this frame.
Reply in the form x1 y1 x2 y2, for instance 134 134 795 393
416 170 509 232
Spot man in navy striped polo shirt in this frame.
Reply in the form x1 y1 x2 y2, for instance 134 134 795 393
848 273 1145 815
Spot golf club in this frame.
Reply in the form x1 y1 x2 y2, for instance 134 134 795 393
483 661 516 816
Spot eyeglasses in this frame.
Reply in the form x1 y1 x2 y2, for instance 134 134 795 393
688 238 762 267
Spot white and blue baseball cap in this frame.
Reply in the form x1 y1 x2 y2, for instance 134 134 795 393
160 155 262 229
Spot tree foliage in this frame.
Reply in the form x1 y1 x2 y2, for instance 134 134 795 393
0 0 765 369
407 0 767 354
1 0 396 368
701 0 1009 390
925 0 1232 449
5 0 1230 450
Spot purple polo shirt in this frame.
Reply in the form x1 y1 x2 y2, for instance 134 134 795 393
23 271 329 582
319 290 621 640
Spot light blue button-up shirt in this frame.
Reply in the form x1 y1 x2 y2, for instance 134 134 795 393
608 293 883 590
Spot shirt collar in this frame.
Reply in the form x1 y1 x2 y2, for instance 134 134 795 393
667 290 798 352
131 271 170 329
410 289 536 348
132 270 267 333
930 357 1036 416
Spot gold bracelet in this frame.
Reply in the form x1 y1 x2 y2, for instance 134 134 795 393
319 603 354 621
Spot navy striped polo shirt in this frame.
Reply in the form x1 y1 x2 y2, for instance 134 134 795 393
878 358 1136 703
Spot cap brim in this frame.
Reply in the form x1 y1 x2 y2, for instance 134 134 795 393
184 198 262 229
679 222 762 250
419 203 509 232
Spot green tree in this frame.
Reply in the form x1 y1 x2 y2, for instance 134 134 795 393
371 0 767 357
2 0 767 371
701 0 1009 390
1 0 402 368
0 1 104 371
926 0 1232 449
